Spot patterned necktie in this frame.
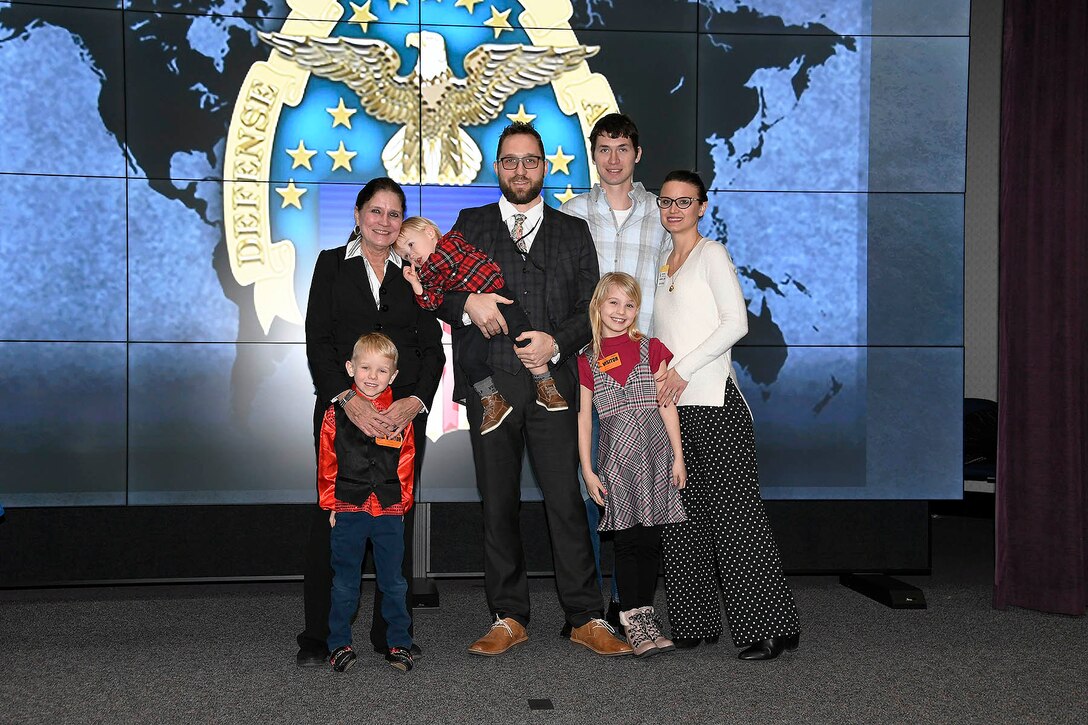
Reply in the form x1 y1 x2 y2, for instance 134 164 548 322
511 213 527 253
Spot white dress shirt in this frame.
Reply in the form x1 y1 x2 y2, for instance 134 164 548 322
498 195 545 253
653 237 751 410
344 237 404 304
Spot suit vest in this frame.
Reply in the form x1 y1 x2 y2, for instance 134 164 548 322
490 227 548 375
331 405 402 508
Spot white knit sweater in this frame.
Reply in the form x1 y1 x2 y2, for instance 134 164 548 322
652 237 750 408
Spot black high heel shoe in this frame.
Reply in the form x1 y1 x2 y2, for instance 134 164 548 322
737 632 800 661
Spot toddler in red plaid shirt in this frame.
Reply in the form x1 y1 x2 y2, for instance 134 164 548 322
395 217 567 434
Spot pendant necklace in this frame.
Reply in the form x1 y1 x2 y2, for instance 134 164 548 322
668 237 701 293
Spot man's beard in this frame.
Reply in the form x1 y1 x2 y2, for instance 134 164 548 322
498 174 543 205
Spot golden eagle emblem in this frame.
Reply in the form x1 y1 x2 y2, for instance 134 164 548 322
258 30 599 185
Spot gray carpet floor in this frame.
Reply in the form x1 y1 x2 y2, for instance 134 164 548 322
2 516 1085 724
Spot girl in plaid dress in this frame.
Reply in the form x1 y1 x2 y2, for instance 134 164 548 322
577 272 688 657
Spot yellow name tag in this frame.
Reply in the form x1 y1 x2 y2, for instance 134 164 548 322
657 263 669 287
597 352 622 372
375 434 403 448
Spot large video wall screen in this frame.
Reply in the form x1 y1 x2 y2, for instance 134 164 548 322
0 0 968 505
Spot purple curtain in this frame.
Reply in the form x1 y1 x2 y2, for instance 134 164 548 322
994 0 1088 615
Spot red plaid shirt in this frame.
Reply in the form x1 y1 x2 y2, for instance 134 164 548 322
414 230 505 310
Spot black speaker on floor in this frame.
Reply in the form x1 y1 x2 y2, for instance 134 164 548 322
840 573 927 609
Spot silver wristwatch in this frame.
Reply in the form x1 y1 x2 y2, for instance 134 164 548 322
337 390 357 408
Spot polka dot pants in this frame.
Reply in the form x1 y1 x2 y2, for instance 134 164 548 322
662 380 800 647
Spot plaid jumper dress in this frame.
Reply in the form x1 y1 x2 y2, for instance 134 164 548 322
590 337 687 531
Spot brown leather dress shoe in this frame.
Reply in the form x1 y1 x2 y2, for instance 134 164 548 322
535 378 568 411
570 618 633 656
479 393 513 435
467 616 528 656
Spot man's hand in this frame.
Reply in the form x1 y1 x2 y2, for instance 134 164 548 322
380 397 423 437
464 292 512 338
514 330 555 369
329 511 337 528
343 394 385 437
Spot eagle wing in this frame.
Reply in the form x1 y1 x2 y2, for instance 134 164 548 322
444 43 600 127
258 32 418 125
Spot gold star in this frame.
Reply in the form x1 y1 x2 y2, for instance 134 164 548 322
327 141 358 172
326 98 357 129
455 0 484 13
483 5 513 38
387 0 408 10
275 179 307 210
285 140 317 170
349 1 378 32
553 185 577 205
505 103 536 124
546 146 575 175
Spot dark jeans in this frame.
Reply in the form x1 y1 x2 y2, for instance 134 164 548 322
613 524 663 611
328 511 411 651
453 285 534 386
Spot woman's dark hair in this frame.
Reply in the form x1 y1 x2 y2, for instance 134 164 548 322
354 176 406 212
662 169 708 202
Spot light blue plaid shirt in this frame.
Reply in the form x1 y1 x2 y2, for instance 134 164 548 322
560 182 670 334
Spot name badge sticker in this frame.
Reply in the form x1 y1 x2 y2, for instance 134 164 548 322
598 352 622 372
376 434 404 448
657 263 669 287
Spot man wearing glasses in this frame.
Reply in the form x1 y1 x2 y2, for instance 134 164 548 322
559 113 672 630
436 122 631 658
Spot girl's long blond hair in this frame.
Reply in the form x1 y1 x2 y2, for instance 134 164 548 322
589 272 644 357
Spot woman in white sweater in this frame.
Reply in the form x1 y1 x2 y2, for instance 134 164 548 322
652 170 800 660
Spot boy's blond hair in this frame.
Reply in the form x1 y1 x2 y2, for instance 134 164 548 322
398 216 443 242
351 332 399 369
588 272 644 357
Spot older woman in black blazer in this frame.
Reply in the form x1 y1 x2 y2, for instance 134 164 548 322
296 177 444 666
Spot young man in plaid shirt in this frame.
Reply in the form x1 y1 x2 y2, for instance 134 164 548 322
395 217 567 434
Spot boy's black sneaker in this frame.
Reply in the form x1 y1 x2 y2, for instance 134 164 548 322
372 643 423 660
330 645 357 672
385 647 414 672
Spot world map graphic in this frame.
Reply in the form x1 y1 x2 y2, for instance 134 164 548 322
0 0 879 501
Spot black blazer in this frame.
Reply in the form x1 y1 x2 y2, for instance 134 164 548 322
305 245 444 416
439 202 600 400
